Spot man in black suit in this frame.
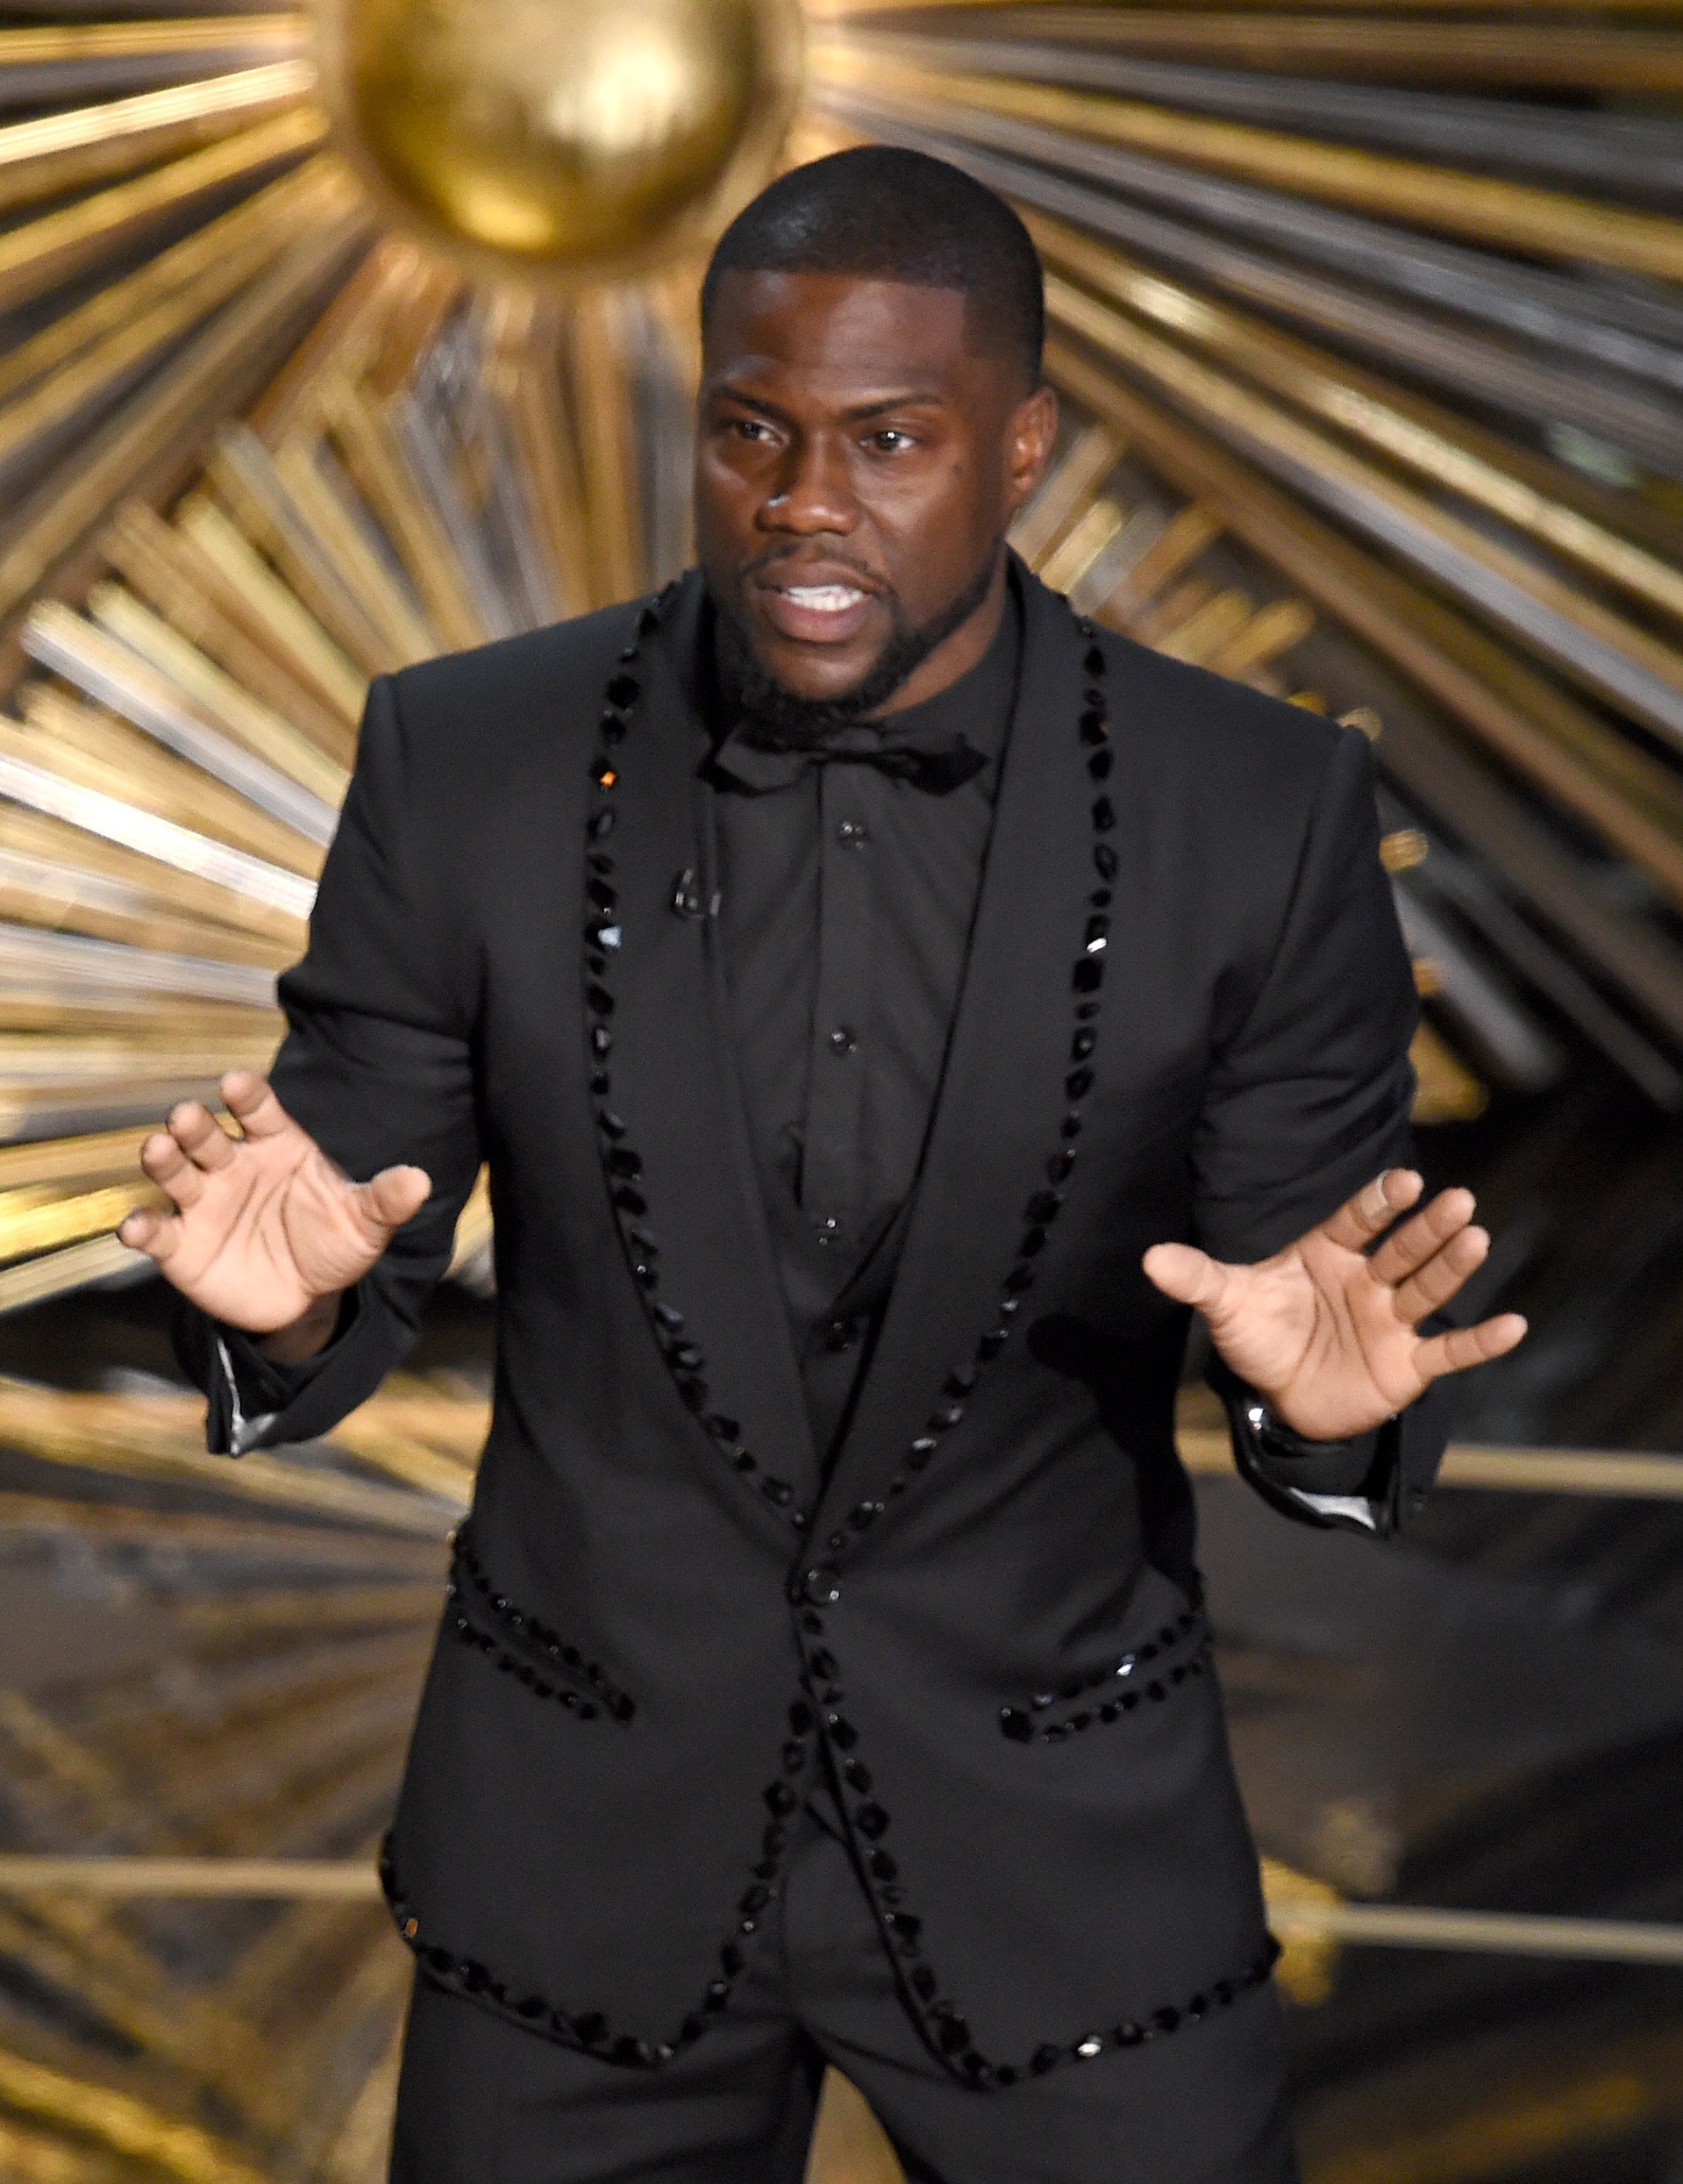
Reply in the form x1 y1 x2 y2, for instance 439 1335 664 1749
122 149 1524 2183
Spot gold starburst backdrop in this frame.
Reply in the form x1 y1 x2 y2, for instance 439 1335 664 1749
0 0 1679 2176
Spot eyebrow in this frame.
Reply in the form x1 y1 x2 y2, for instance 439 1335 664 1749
711 387 950 423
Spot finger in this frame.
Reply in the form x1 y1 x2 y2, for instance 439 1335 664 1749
349 1165 431 1237
139 1129 203 1210
1415 1312 1529 1380
1317 1168 1423 1253
117 1206 182 1263
221 1070 293 1141
1391 1225 1488 1327
1142 1241 1234 1314
1368 1186 1477 1288
168 1099 235 1174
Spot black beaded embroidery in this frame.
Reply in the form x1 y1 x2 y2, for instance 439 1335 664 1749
798 1605 1279 2085
1001 1633 1214 1745
823 615 1116 1544
380 1690 817 2066
447 1524 635 1723
582 591 809 1534
999 1607 1213 1738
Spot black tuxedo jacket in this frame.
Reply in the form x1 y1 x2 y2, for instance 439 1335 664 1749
182 564 1444 2083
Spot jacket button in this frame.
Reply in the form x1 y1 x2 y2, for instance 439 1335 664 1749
795 1563 842 1608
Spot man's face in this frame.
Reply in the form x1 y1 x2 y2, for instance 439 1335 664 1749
695 271 1057 717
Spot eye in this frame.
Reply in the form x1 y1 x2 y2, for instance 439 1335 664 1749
729 417 774 442
866 427 916 453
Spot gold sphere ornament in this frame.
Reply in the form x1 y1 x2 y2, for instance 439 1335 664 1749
317 0 805 280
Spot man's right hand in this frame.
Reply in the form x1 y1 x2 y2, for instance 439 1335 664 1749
118 1069 431 1358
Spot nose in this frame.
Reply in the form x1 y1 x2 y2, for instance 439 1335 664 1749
759 432 857 537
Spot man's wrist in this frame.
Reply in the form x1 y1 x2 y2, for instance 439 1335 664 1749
254 1290 346 1366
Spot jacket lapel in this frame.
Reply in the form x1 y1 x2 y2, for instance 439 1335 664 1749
588 573 821 1519
814 565 1106 1524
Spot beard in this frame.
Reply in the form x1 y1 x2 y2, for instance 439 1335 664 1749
711 548 1001 749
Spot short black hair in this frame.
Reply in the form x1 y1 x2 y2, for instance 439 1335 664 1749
701 146 1045 389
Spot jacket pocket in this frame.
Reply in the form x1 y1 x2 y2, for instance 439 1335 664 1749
998 1600 1208 1745
446 1524 636 1724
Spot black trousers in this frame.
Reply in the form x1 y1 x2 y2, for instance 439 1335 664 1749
389 1804 1300 2184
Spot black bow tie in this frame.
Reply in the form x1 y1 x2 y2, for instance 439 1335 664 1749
710 720 988 797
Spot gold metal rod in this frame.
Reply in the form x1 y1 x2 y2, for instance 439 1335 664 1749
1045 278 1683 816
0 2045 275 2184
0 59 315 218
0 155 342 410
0 1376 451 1528
246 232 454 442
206 425 403 677
172 493 368 726
0 1868 1677 1964
1032 216 1683 636
0 777 311 930
317 376 489 650
568 288 646 607
88 581 351 807
0 194 365 645
1045 339 1683 1031
16 681 324 875
838 13 1683 91
0 838 300 962
24 603 340 840
1037 496 1126 595
0 104 326 318
813 47 1683 282
1009 419 1125 567
0 1124 149 1190
0 14 306 89
1266 1901 1683 1968
101 501 357 767
480 291 588 620
272 433 440 662
0 729 314 920
0 228 303 483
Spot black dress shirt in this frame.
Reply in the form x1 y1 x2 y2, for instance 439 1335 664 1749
705 582 1023 1467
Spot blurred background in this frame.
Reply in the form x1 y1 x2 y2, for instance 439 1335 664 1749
0 0 1679 2176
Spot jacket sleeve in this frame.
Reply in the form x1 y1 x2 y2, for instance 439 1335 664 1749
172 671 484 1452
1190 721 1449 1532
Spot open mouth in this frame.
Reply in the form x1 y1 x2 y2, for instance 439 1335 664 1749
756 573 881 646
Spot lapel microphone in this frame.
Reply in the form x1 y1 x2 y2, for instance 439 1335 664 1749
671 867 721 920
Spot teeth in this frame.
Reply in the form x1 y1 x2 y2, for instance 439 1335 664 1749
781 585 864 611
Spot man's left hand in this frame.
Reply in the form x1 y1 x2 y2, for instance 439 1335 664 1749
1141 1169 1528 1441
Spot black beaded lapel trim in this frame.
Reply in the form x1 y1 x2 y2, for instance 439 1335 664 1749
795 1601 1277 2085
999 1605 1209 1745
581 589 809 1534
380 1688 817 2066
817 614 1116 1551
446 1524 636 1724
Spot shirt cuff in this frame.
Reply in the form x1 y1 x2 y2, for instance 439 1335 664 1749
1205 1353 1394 1535
210 1289 361 1456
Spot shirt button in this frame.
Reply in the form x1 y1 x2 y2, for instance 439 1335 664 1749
828 1026 858 1055
825 1317 863 1352
837 819 869 847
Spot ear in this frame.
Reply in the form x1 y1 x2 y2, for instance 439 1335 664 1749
1005 382 1059 516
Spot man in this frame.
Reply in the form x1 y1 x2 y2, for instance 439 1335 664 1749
121 149 1524 2182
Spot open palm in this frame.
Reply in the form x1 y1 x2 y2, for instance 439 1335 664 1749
118 1070 431 1338
1143 1169 1528 1441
